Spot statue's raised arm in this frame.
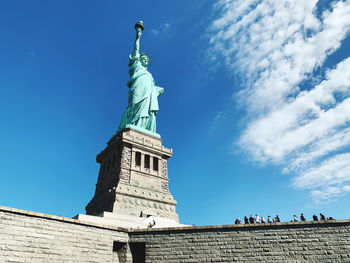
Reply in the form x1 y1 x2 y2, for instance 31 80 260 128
117 21 164 137
132 21 144 58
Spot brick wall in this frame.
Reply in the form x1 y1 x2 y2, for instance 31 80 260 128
0 206 128 263
129 221 350 262
1 205 350 262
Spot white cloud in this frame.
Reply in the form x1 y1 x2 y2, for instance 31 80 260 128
310 187 342 203
294 153 350 189
240 58 350 163
209 0 350 202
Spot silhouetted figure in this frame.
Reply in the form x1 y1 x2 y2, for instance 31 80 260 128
235 218 242 224
261 216 266 223
275 215 280 222
293 215 298 222
312 215 318 221
300 213 306 221
249 215 254 224
244 216 249 224
148 220 156 228
320 213 326 220
267 216 272 223
327 216 334 220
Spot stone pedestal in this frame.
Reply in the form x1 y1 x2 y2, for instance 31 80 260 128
85 128 179 222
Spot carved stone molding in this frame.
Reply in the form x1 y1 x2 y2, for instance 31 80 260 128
161 181 169 191
119 169 131 183
121 147 131 169
161 160 168 178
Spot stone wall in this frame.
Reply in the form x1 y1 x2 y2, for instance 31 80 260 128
0 206 129 263
129 220 350 263
1 205 350 262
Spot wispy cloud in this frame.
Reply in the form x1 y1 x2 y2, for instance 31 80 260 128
208 0 350 202
209 111 225 134
150 23 171 37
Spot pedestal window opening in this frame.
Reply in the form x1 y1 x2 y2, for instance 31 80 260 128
153 157 159 171
135 152 141 166
144 154 150 169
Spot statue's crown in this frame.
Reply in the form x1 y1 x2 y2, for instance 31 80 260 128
140 52 150 59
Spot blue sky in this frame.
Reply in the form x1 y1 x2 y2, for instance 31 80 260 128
1 0 350 226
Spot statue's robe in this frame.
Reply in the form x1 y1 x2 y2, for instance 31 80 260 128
118 54 163 133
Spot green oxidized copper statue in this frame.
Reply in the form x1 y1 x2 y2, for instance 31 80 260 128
118 21 164 136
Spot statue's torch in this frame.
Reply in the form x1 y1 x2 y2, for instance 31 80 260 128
135 21 144 33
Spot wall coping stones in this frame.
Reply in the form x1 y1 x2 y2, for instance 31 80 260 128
2 204 349 235
0 205 129 233
128 218 350 233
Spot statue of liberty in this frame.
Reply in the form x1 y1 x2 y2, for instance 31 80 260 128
118 21 164 135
